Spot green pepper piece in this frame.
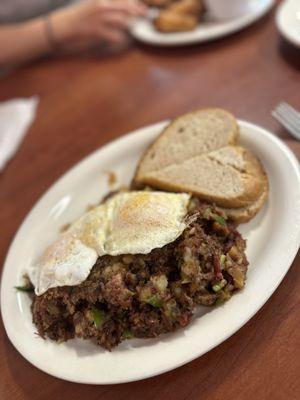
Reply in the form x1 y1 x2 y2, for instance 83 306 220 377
146 294 164 308
15 285 34 293
220 254 226 265
211 213 227 227
215 298 224 305
122 329 133 339
91 307 105 329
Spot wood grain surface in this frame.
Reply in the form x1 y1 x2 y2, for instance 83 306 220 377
0 2 299 399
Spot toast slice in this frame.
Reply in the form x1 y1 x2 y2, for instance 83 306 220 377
135 108 239 182
220 180 269 223
136 146 267 208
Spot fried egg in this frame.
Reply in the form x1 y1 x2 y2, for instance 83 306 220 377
29 191 190 295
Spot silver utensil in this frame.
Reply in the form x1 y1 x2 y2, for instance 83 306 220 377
272 101 300 140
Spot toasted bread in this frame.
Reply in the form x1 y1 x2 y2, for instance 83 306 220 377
133 108 268 215
220 178 269 223
136 146 266 208
135 108 239 182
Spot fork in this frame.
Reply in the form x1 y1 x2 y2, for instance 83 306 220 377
272 102 300 140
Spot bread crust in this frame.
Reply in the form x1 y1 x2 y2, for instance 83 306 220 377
220 178 269 223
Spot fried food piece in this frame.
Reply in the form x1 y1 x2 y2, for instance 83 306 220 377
154 11 198 32
143 0 175 8
168 0 203 15
154 0 202 33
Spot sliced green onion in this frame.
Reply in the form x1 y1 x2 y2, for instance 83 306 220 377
212 283 222 292
146 294 164 308
122 329 133 339
15 285 34 293
212 279 227 292
91 307 105 329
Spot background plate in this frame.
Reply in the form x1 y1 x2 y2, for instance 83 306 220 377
130 0 274 46
276 0 300 48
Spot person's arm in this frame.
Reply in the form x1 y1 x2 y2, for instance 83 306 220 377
0 0 146 68
0 18 52 67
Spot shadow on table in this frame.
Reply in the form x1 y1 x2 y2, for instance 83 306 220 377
278 38 300 71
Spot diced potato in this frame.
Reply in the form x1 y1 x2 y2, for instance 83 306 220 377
151 274 168 293
228 267 245 289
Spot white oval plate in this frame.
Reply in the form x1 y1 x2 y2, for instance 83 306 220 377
1 120 300 384
130 0 274 46
276 0 300 48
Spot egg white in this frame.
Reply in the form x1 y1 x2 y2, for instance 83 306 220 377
29 191 190 295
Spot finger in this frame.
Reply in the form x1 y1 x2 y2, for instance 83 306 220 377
97 26 129 44
101 11 130 29
123 0 148 16
95 0 147 17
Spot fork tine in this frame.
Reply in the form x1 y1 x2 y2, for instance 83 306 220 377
272 111 299 139
276 102 300 128
272 108 299 132
272 109 300 140
274 103 300 129
275 108 300 136
272 101 300 140
280 102 300 117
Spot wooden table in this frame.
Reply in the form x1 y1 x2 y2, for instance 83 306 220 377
1 3 299 399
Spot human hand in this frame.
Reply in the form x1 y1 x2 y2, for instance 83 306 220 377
50 0 147 49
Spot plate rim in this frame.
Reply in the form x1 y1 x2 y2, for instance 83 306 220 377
276 0 300 48
1 119 300 384
130 0 275 46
